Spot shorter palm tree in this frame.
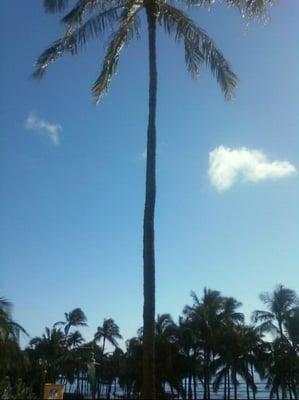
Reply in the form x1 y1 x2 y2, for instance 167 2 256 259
27 327 66 389
0 297 29 386
264 338 299 400
67 330 85 349
0 297 28 341
94 318 122 355
54 307 88 336
252 285 299 338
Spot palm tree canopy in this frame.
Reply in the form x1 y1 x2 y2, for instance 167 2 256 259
155 313 177 339
32 0 268 101
252 285 299 337
35 0 278 100
54 307 88 335
220 296 244 326
260 284 298 315
67 330 85 348
0 297 28 341
94 318 123 348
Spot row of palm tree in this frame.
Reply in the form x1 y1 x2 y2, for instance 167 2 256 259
1 284 298 399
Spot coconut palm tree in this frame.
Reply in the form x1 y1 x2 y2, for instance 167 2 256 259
94 318 122 354
28 327 66 388
118 336 143 398
0 297 29 386
67 330 85 349
213 325 263 400
0 297 28 341
252 285 299 338
34 1 277 396
264 338 299 400
54 307 88 336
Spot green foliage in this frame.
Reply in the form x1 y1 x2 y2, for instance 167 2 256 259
33 0 243 102
0 377 36 400
94 318 123 350
2 284 298 399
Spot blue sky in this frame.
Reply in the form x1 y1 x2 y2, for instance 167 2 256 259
0 1 298 346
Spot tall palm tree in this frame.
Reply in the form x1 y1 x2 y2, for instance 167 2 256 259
34 1 276 396
54 307 88 336
94 318 122 354
252 285 299 338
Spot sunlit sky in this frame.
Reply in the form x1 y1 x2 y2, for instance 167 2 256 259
0 1 298 346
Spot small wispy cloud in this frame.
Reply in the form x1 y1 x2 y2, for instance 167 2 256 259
208 146 296 192
25 113 62 146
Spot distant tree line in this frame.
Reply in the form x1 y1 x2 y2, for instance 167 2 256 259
1 284 298 399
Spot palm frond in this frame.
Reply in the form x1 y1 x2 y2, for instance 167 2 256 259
190 290 201 306
256 320 279 336
53 320 66 328
72 7 122 46
92 2 141 102
251 310 274 323
33 5 123 79
10 321 29 338
169 0 215 7
242 0 277 20
0 297 12 313
157 2 238 99
33 35 73 79
44 0 70 13
231 311 245 324
169 0 277 21
62 0 125 25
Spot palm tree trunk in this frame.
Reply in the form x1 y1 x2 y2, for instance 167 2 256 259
203 351 208 400
292 381 298 400
81 373 84 394
142 3 157 400
224 370 227 400
249 362 255 400
289 383 293 400
246 380 250 400
188 369 193 400
193 375 197 400
233 369 237 400
227 369 230 400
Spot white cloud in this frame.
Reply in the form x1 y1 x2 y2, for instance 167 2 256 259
208 146 296 191
25 113 62 146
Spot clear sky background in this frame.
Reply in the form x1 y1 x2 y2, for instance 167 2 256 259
0 1 298 346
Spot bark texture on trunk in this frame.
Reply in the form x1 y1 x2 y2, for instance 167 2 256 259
142 3 157 399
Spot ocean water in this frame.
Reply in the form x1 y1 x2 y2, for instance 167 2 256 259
65 379 279 399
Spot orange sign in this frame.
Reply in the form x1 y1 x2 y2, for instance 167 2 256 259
43 384 64 400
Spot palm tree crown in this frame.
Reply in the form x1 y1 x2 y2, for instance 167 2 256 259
252 284 299 338
34 0 240 100
94 318 123 352
54 307 88 336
